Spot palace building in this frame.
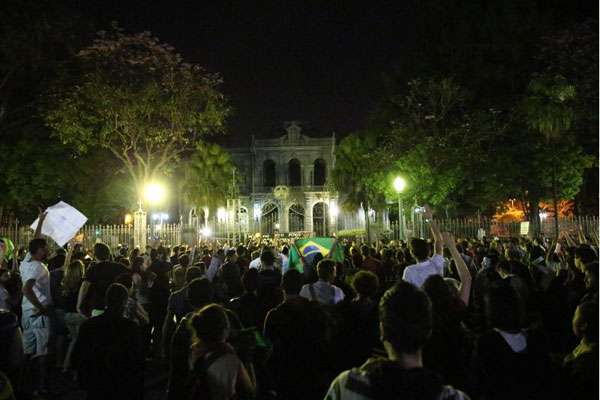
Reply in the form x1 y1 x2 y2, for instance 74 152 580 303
227 121 339 236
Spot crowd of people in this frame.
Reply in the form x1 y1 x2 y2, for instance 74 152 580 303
0 207 598 400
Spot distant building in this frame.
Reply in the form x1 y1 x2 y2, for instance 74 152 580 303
227 121 338 235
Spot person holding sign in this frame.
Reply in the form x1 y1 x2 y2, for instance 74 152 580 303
20 210 51 398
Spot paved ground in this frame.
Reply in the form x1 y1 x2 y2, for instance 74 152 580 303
25 360 168 400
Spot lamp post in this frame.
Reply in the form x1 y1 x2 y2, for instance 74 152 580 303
393 176 407 241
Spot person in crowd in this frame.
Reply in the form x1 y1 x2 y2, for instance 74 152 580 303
77 242 128 317
336 270 381 370
187 304 255 399
115 272 149 326
325 281 469 399
72 283 144 400
219 249 243 299
161 266 204 357
0 309 24 398
167 278 243 400
300 259 345 305
361 245 382 275
207 248 225 282
402 206 444 288
228 268 260 328
60 256 86 373
170 253 190 291
147 247 172 358
264 269 334 399
248 249 262 270
256 250 283 327
471 280 556 399
20 211 51 398
562 300 598 400
580 261 598 303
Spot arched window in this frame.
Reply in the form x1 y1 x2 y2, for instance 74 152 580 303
288 204 305 232
312 202 329 236
263 159 276 187
288 159 302 186
314 159 327 186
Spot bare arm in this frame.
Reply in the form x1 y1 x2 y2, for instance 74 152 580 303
76 280 91 315
34 211 47 239
236 361 256 398
23 279 48 314
442 232 472 306
424 205 443 256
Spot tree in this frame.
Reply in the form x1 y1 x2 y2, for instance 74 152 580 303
380 78 496 214
522 73 576 236
46 29 230 202
181 142 237 217
330 133 389 241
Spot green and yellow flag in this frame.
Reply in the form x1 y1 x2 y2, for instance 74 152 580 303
288 237 344 273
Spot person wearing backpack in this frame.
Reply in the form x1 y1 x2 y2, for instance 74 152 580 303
188 304 255 400
299 259 344 305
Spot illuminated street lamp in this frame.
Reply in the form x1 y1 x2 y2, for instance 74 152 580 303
144 183 167 205
393 176 407 240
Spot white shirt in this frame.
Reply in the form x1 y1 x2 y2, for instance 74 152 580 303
300 280 345 305
495 328 527 353
20 253 52 311
279 254 289 273
248 257 261 270
206 256 223 282
402 254 444 288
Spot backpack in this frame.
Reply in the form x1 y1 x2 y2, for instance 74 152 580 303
188 345 234 400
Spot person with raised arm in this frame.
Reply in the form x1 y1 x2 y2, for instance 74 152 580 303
402 205 445 288
20 210 52 397
442 232 472 306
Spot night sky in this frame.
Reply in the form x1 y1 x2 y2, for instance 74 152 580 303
86 2 415 142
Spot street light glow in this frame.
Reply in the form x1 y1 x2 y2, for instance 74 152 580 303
144 183 167 204
393 176 407 193
201 227 212 237
329 201 339 218
217 207 227 221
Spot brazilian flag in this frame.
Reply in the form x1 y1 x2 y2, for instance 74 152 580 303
288 237 344 273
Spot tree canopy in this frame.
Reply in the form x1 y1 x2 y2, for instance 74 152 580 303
46 29 230 199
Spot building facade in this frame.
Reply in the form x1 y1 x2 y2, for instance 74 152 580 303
227 122 339 235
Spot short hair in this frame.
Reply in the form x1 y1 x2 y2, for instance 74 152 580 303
317 259 336 280
409 238 428 261
94 243 111 261
360 245 370 255
260 250 275 266
379 281 432 354
28 238 47 255
178 254 190 267
242 269 259 292
187 278 214 308
236 245 247 257
485 280 524 331
281 246 289 256
190 304 230 343
577 301 599 342
226 249 236 258
282 269 303 295
352 271 379 298
185 267 204 284
115 272 133 288
105 283 129 311
575 246 598 265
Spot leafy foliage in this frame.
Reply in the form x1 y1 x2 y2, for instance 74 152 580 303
45 29 230 195
181 142 237 212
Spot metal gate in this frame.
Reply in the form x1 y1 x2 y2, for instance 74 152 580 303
289 204 305 232
313 202 329 236
261 203 279 235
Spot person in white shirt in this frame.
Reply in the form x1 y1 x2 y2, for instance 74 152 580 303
300 259 345 305
20 211 52 396
402 206 445 288
206 249 225 282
